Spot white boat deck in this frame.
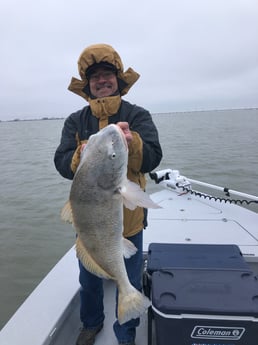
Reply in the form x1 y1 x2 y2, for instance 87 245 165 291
145 189 258 261
51 282 153 345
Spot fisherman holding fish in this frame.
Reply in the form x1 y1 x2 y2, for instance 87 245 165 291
54 44 162 345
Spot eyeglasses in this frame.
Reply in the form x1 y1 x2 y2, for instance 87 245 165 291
89 70 116 82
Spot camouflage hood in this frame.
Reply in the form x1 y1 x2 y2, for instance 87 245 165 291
68 44 140 102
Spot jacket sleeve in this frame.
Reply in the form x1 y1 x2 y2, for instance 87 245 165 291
54 115 79 180
128 106 162 174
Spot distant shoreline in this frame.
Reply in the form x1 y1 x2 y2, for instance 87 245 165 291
0 117 65 123
152 107 258 116
1 107 258 123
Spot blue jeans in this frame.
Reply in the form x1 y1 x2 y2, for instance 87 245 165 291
78 231 143 343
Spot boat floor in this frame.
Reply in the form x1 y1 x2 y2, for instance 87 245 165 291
52 280 154 345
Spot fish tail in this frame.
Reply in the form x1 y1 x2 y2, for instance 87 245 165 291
117 285 151 325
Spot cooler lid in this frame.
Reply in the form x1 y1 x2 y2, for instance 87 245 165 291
147 243 250 273
152 269 258 317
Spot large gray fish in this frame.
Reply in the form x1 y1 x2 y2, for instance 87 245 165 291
61 124 160 324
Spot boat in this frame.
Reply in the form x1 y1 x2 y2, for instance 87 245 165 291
0 168 257 345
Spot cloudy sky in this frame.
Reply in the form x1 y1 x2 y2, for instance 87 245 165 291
0 0 257 121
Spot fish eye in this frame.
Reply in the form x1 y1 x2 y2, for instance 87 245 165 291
110 152 116 159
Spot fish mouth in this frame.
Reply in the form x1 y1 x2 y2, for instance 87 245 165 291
114 125 128 149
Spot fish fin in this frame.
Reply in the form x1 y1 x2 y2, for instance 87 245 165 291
76 237 113 280
61 201 73 224
117 285 151 325
120 180 161 210
123 238 137 259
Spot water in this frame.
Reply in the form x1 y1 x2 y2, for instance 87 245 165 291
0 109 258 329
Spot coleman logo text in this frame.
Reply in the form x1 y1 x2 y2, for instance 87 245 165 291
191 326 245 340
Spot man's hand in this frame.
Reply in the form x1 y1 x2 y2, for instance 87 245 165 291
117 122 133 144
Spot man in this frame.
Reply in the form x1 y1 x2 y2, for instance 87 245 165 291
54 43 162 345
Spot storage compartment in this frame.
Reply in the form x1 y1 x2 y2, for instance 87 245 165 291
152 269 258 345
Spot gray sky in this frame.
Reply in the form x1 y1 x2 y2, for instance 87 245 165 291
1 0 257 121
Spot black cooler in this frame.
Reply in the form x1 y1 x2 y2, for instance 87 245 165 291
152 269 258 345
145 243 257 345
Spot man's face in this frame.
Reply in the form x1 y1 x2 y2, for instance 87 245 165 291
89 67 118 98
